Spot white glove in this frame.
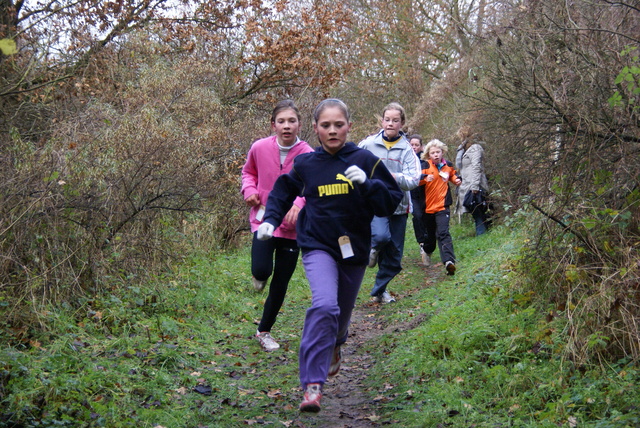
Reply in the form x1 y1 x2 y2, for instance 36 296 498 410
257 222 275 240
344 165 367 184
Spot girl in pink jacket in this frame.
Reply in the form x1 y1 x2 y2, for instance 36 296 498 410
240 100 314 352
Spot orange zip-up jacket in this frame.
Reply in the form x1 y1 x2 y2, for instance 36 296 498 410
419 160 460 214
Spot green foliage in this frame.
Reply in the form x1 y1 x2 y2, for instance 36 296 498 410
517 166 640 365
609 46 640 112
0 239 305 426
0 37 258 331
1 0 639 425
0 38 17 55
1 220 639 426
360 220 640 426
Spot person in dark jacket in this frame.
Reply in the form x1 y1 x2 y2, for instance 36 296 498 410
408 134 429 265
256 99 402 413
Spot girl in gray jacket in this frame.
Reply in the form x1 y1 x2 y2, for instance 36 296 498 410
358 103 421 303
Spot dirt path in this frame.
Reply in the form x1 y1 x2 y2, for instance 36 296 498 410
289 260 438 427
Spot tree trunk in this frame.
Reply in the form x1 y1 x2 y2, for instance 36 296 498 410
477 0 485 37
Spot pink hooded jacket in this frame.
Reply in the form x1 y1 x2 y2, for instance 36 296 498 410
241 135 314 239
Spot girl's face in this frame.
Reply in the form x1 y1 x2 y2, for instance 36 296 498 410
428 147 443 164
410 138 422 154
272 108 300 147
314 106 352 155
381 108 403 140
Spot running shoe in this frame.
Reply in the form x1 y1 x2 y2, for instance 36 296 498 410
420 245 431 266
445 261 456 276
299 383 322 412
256 330 280 351
328 345 342 377
382 291 396 303
252 277 266 291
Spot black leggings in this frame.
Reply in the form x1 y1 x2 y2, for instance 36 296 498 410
252 233 300 333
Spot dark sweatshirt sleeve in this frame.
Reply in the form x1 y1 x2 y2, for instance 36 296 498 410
361 158 403 217
261 166 304 228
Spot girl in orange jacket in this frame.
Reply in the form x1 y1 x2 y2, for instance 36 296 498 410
419 139 461 275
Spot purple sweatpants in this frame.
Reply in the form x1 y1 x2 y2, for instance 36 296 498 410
299 250 366 388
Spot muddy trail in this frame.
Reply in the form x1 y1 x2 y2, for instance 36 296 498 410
287 259 440 428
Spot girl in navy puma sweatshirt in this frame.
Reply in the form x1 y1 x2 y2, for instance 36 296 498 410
256 99 402 412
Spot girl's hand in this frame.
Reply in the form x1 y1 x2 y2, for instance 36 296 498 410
246 194 260 207
284 204 301 225
426 174 435 182
454 178 462 185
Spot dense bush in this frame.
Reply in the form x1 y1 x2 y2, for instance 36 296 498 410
1 0 638 368
467 0 640 364
0 37 260 334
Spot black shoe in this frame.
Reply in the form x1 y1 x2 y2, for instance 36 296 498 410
445 261 456 275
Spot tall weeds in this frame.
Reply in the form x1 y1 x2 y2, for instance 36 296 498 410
454 0 640 365
0 40 262 335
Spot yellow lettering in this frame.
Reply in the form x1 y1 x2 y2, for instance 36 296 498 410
317 183 350 197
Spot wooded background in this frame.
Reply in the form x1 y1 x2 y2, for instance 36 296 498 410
1 0 638 364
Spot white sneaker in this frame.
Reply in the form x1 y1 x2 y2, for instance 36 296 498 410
368 249 379 268
252 277 266 291
381 291 396 303
422 251 431 267
256 330 280 351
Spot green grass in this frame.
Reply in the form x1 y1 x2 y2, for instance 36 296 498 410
1 215 639 427
358 217 640 427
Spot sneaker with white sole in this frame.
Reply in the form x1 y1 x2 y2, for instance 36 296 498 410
256 330 280 351
252 277 266 291
382 291 396 303
328 345 342 377
299 383 322 412
420 245 431 266
445 261 456 276
367 249 379 268
423 252 432 266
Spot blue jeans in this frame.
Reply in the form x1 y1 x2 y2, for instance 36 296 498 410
369 214 408 297
298 250 366 388
472 209 488 236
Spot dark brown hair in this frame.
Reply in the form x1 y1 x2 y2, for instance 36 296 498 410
408 134 423 144
382 102 406 123
271 99 301 123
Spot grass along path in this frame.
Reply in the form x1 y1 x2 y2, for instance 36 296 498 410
1 217 639 427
